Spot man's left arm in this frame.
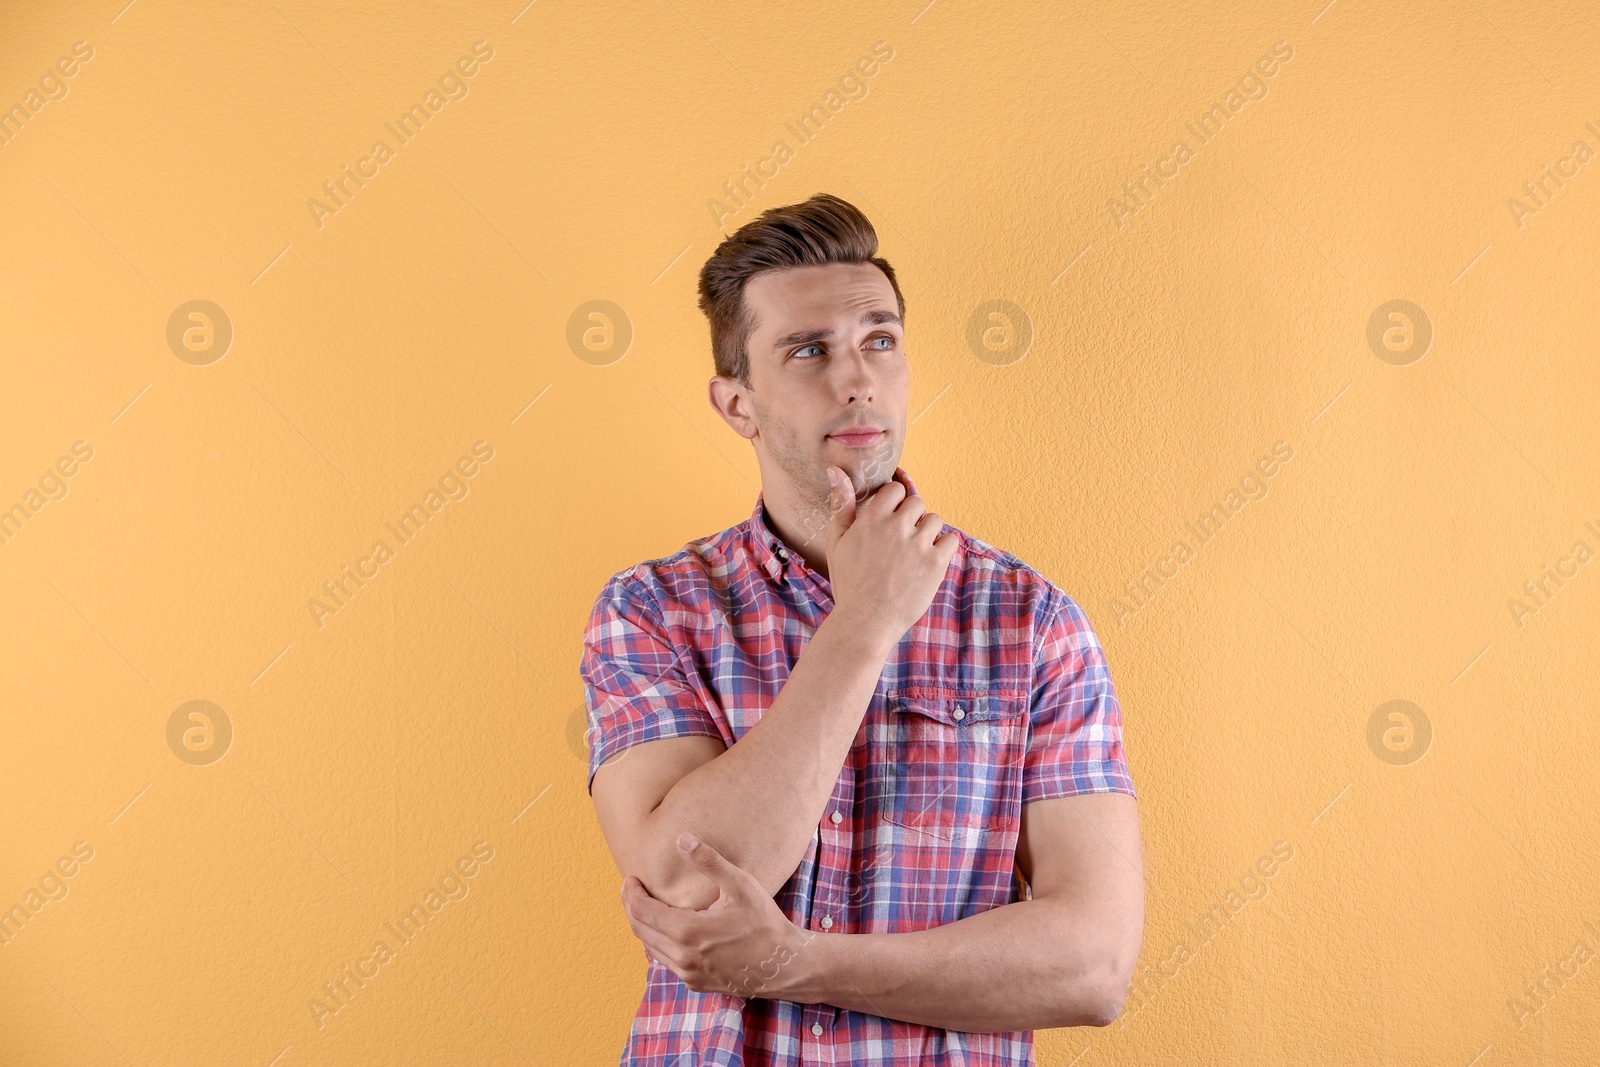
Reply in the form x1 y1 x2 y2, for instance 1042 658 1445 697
789 790 1143 1031
786 589 1145 1032
621 793 1143 1032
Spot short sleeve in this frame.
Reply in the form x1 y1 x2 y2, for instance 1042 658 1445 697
1023 587 1137 803
579 571 727 796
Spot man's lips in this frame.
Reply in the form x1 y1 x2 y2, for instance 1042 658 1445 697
828 429 886 446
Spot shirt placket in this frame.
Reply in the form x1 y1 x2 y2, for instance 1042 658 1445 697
800 775 851 1063
768 539 846 1062
770 542 834 614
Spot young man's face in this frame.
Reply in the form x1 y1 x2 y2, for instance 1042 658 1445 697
712 261 909 505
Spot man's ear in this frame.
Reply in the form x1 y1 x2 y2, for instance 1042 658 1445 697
708 375 758 440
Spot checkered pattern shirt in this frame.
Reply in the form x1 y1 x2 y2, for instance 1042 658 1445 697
581 470 1136 1066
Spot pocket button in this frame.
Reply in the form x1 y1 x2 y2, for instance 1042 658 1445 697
952 706 965 720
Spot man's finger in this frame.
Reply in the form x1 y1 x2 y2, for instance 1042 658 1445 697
635 926 687 976
622 875 692 944
623 885 687 958
823 466 856 555
676 833 745 900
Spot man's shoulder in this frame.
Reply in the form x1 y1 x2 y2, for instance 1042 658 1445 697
590 517 749 607
952 525 1098 632
953 525 1054 597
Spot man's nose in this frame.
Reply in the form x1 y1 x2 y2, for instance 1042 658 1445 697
833 347 875 402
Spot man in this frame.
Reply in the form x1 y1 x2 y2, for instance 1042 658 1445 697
581 193 1143 1066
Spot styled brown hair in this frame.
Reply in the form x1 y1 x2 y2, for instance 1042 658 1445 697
697 193 905 387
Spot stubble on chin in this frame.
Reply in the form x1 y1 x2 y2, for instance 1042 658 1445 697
773 416 900 549
819 443 897 524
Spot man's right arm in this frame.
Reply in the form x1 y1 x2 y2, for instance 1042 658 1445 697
590 465 957 913
591 605 893 912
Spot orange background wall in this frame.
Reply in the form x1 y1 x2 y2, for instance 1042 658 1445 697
2 1 1598 1064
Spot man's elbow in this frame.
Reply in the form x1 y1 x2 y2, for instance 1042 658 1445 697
629 837 721 911
1087 982 1129 1028
1058 951 1137 1028
1093 937 1145 1026
634 815 789 909
1056 978 1126 1029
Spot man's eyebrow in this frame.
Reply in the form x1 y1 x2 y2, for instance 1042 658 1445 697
770 309 902 353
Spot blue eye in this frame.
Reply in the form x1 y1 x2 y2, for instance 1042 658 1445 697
795 344 823 358
871 335 896 349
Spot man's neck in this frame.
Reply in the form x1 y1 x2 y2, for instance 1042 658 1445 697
759 477 833 580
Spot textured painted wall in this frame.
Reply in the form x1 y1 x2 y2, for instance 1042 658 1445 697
2 1 1598 1064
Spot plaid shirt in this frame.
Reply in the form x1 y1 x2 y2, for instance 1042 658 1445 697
581 469 1136 1066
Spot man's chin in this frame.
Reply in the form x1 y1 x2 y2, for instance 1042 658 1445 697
827 454 896 497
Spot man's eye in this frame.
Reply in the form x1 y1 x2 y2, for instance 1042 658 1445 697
871 335 897 349
794 344 823 358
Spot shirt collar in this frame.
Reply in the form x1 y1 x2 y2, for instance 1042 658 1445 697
751 468 919 586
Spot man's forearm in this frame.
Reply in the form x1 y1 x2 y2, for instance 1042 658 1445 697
642 609 891 908
780 896 1125 1033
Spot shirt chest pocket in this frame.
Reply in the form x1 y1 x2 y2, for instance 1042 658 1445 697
872 689 1030 853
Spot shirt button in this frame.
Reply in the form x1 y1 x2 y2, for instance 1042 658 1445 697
952 706 966 720
829 810 842 825
820 915 832 929
811 1023 824 1036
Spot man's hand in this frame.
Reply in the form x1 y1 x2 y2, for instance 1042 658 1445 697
620 832 818 999
823 465 959 649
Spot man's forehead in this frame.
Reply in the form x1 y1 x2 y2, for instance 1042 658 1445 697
746 265 897 334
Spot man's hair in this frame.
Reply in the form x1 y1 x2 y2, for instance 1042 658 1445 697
697 193 905 387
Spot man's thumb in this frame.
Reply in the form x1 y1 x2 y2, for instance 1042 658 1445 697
824 467 855 543
679 833 737 884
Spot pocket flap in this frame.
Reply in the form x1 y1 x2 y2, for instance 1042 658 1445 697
888 690 1026 725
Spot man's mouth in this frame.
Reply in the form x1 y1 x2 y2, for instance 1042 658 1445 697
827 428 887 447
